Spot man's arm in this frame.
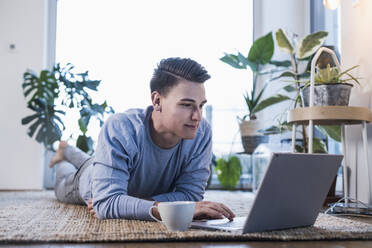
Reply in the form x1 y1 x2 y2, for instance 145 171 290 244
91 114 155 221
92 162 155 220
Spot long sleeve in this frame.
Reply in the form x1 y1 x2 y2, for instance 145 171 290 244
152 124 212 202
92 115 155 220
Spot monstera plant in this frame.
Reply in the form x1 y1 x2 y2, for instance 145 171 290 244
21 63 114 154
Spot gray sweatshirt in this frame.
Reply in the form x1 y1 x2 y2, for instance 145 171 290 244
86 106 212 221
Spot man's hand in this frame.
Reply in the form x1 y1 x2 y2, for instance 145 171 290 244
151 202 161 220
88 198 98 218
194 201 235 221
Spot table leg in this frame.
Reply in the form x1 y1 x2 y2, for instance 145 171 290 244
309 120 313 153
341 124 348 204
292 124 296 152
362 121 371 205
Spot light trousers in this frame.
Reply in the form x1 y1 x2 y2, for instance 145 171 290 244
54 145 93 205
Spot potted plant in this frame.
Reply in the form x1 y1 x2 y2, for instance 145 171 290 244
21 63 114 188
220 32 291 153
263 29 344 152
300 63 360 106
22 63 114 153
215 156 242 190
262 29 348 200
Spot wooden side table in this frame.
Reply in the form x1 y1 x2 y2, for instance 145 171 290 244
287 106 372 205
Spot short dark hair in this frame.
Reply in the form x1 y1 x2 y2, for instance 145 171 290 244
150 57 211 95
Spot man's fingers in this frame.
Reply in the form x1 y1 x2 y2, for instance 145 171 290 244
218 203 235 219
195 201 235 221
195 205 224 220
208 203 233 220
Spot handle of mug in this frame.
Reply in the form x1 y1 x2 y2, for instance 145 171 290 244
149 206 161 222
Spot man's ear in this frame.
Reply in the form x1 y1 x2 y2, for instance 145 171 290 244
151 91 162 112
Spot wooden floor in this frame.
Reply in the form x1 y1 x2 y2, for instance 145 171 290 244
1 241 372 247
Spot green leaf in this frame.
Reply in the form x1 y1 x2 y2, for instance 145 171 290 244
220 54 245 69
313 138 327 153
215 156 242 190
251 84 268 109
76 135 94 154
83 80 100 91
297 31 328 59
21 114 39 125
244 91 254 113
237 52 258 72
269 60 292 67
78 117 88 134
317 125 341 142
298 71 311 79
248 32 274 65
283 85 297 92
270 71 296 81
27 119 42 138
252 94 290 114
275 28 294 54
22 69 59 106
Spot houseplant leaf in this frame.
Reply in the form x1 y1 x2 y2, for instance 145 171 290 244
312 138 327 153
22 70 58 105
252 94 290 114
248 32 274 65
275 28 294 54
237 52 258 72
296 31 328 59
270 71 297 81
215 156 242 190
83 80 101 91
220 53 245 69
317 125 341 142
269 60 292 67
76 135 94 154
283 85 297 92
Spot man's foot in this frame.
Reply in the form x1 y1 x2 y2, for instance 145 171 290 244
49 141 68 168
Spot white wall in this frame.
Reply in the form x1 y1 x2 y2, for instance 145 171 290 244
342 0 372 203
253 0 310 136
0 0 48 189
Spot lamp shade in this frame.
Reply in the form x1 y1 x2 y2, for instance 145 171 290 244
323 0 341 10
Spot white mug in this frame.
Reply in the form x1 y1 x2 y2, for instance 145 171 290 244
149 201 195 231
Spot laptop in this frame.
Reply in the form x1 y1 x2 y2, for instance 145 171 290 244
191 152 343 234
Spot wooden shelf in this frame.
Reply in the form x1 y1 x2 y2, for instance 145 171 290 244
287 106 372 125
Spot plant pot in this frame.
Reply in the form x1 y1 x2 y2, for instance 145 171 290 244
240 120 268 154
42 146 56 189
300 83 353 107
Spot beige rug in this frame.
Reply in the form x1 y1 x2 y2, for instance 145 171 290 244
1 190 372 243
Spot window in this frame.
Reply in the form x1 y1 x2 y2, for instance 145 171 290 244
56 0 253 156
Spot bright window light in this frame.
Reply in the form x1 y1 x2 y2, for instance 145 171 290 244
56 0 253 155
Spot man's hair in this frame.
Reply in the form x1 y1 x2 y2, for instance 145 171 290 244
150 57 211 95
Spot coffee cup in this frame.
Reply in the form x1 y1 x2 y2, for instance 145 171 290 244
149 201 195 231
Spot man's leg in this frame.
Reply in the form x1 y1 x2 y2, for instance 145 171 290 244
54 160 85 205
50 141 91 169
51 141 91 205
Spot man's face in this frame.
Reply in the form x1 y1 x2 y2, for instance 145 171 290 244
159 79 207 140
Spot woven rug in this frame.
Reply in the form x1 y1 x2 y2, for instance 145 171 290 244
1 190 372 243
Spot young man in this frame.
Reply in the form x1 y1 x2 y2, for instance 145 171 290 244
50 57 235 221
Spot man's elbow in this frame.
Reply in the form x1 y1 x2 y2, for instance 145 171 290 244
93 196 118 219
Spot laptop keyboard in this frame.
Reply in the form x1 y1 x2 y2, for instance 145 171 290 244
205 217 246 228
